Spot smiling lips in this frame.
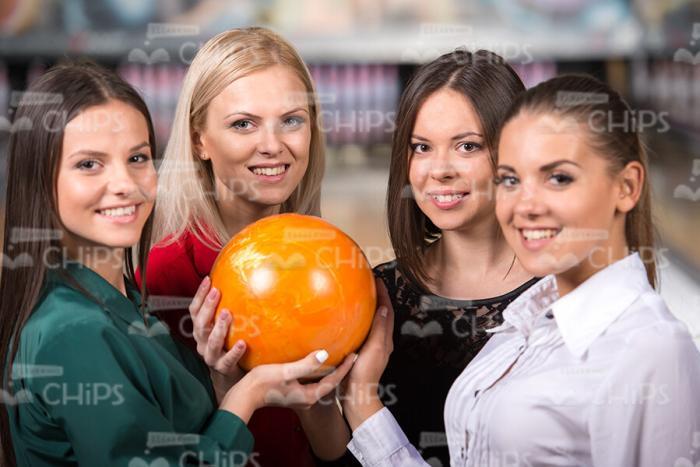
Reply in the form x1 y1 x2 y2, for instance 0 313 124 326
248 163 290 182
96 204 139 224
427 191 470 210
518 227 562 251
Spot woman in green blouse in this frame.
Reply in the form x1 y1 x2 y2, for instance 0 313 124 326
0 62 354 466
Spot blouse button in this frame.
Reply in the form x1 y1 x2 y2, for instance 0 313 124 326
545 311 554 319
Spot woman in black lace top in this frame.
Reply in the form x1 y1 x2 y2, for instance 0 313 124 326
335 50 539 467
372 261 538 466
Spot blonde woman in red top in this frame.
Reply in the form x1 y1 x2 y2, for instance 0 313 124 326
138 27 362 466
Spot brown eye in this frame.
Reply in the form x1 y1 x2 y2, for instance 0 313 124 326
550 173 574 185
410 143 429 153
76 160 99 170
130 153 150 163
460 142 481 152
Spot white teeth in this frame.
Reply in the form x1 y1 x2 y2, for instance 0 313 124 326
522 229 559 240
252 166 286 176
100 205 136 217
433 193 464 203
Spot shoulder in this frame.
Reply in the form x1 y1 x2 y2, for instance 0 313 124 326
607 291 700 375
26 281 112 336
372 260 398 287
17 283 123 367
148 232 195 267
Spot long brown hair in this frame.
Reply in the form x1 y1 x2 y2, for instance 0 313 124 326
0 61 156 466
496 74 657 286
386 49 525 291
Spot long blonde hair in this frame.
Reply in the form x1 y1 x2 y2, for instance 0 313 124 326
154 27 325 249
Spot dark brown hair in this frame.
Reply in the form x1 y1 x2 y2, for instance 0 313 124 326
0 60 156 466
386 49 525 291
496 74 656 286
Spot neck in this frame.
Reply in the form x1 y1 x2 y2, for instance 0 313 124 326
429 218 512 278
68 246 126 295
215 179 280 238
555 228 630 297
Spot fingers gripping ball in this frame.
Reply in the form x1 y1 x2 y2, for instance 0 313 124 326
210 213 376 370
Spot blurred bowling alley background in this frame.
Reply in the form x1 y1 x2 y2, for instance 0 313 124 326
1 0 699 345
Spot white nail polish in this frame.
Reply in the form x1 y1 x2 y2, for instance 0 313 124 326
315 350 329 363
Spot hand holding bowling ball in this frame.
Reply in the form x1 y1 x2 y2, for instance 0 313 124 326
210 214 377 370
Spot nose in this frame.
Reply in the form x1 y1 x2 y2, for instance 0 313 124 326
257 123 283 157
513 182 547 220
107 161 139 198
429 150 457 182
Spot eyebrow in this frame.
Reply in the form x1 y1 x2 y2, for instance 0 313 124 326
497 159 581 172
224 107 309 120
411 131 483 142
68 142 150 159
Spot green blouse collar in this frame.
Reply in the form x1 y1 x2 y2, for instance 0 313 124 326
46 261 146 326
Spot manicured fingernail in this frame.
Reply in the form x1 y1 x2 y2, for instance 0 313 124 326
220 310 229 321
315 350 329 363
351 353 359 363
379 306 388 318
234 340 245 350
208 288 218 300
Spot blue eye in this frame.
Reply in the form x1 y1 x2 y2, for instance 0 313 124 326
283 116 304 127
410 143 429 153
230 120 253 130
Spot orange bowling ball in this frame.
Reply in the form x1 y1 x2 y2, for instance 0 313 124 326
210 213 377 370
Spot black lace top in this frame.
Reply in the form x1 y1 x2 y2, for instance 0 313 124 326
373 260 540 467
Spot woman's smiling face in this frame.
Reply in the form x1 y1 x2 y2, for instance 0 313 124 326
495 111 633 280
408 87 497 232
196 64 311 209
57 99 156 256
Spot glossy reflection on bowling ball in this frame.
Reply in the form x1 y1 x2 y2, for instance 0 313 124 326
210 213 376 369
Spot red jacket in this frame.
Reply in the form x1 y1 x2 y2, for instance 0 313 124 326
137 229 317 467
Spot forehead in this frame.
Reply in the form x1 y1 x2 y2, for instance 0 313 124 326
63 100 149 151
498 112 590 169
413 87 482 137
210 65 310 113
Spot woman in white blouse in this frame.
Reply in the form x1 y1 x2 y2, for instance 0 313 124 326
340 74 700 466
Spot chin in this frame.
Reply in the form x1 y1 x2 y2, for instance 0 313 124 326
521 251 584 278
249 192 293 208
429 213 476 232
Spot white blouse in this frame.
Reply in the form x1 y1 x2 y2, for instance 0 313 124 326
347 253 700 466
